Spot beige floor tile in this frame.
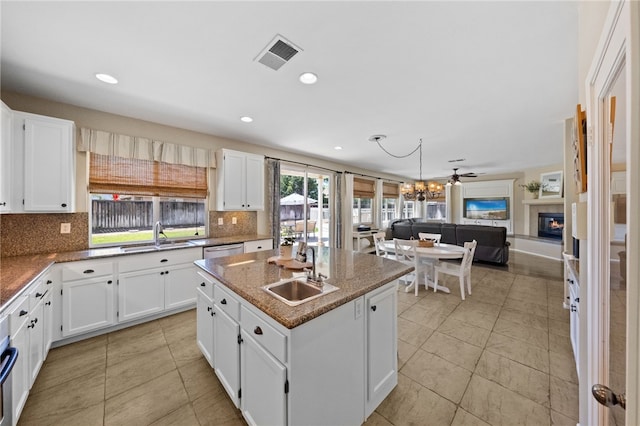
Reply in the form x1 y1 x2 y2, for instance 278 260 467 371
466 285 507 306
105 344 176 399
397 316 435 347
503 297 548 316
178 355 227 402
400 349 472 403
364 411 393 426
18 402 104 426
376 373 457 425
19 369 105 424
549 321 571 338
400 303 449 329
437 316 491 348
475 350 550 407
44 334 107 363
149 403 200 426
422 331 483 371
486 332 549 373
447 304 499 330
551 409 579 426
396 300 413 316
105 369 190 426
549 332 573 356
549 350 578 384
451 408 491 426
498 307 548 332
397 339 419 370
192 391 245 426
461 374 550 426
160 309 197 345
167 330 202 367
549 376 579 421
106 327 168 366
107 320 162 346
493 316 549 349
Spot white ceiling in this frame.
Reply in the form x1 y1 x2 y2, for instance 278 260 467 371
1 1 579 182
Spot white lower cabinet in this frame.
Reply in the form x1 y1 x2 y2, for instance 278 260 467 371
8 294 30 424
165 264 200 310
240 329 287 426
118 269 166 322
196 288 215 368
215 308 241 408
62 275 116 336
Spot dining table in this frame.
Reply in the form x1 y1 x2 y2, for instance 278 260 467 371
382 240 467 294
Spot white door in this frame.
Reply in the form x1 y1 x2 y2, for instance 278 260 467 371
214 308 240 408
585 1 639 424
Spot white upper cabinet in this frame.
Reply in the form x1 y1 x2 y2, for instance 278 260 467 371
216 149 264 211
0 102 13 212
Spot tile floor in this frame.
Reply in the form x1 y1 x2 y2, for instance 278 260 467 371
18 252 577 426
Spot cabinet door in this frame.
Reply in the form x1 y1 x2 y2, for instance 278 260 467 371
23 116 74 212
0 102 12 212
244 153 264 210
11 322 30 423
214 308 241 408
118 269 165 322
164 264 198 310
196 289 215 368
28 300 45 387
220 150 245 210
43 289 54 355
365 285 397 414
240 330 287 426
62 276 115 337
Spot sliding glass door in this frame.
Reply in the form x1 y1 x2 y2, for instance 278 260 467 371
280 165 333 248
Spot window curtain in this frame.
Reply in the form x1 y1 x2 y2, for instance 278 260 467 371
340 173 354 251
334 173 343 248
373 179 383 229
266 158 281 244
79 127 210 167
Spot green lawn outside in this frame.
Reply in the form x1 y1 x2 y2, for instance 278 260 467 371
91 227 204 246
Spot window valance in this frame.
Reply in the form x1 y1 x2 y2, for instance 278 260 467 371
79 127 212 168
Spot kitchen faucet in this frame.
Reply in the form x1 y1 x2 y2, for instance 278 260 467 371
154 221 167 247
304 246 327 286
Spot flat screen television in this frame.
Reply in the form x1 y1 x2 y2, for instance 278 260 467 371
463 198 509 220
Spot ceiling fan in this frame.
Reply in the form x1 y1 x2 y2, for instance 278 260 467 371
448 167 478 184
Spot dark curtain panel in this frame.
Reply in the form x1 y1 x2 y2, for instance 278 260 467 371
266 158 281 244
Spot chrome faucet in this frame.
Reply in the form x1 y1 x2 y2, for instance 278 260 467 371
304 246 327 286
154 221 167 247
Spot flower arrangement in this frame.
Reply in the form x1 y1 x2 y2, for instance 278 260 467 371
520 180 541 193
280 226 296 246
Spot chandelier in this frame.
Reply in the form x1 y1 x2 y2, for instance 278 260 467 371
369 135 444 202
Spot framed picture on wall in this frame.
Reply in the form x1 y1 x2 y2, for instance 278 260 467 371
540 171 563 198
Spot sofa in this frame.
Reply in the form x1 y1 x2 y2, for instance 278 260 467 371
389 219 510 265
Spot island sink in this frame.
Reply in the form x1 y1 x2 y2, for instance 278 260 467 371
262 277 339 306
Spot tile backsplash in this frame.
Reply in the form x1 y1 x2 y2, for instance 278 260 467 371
0 211 258 257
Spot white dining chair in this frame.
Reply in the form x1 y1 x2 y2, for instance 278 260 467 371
373 232 395 259
417 232 441 244
433 240 477 300
394 238 429 294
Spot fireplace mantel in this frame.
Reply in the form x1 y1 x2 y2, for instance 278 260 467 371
522 198 564 205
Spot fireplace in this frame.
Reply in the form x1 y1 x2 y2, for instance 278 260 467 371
538 212 564 240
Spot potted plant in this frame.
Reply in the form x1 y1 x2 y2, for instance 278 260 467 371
279 226 296 259
521 180 542 198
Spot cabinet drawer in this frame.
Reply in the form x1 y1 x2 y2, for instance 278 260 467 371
241 306 286 363
28 279 46 310
196 271 215 299
243 239 273 253
62 260 114 281
8 295 30 335
119 248 200 273
214 285 240 322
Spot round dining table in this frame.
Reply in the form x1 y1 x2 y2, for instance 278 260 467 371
382 240 467 294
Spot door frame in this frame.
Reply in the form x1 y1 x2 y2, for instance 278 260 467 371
585 0 639 424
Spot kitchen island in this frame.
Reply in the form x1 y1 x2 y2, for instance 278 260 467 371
194 247 413 426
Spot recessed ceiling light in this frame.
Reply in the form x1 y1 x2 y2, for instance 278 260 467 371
299 72 318 85
240 116 253 123
334 146 343 150
95 73 118 84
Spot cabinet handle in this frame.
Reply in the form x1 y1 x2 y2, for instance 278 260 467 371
32 318 38 324
61 203 67 208
161 272 165 275
19 309 28 317
45 301 51 306
570 304 577 312
35 292 43 298
165 271 169 275
575 297 580 303
207 306 212 312
27 323 34 329
221 298 227 305
0 202 5 206
160 259 168 263
200 282 206 287
107 280 112 284
211 311 215 317
46 280 52 285
83 269 95 274
254 326 263 335
371 305 377 312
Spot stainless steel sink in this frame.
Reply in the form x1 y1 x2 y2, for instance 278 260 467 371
120 241 195 253
262 277 339 306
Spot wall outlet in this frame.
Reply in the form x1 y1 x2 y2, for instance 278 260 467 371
60 223 71 234
232 217 237 225
217 218 224 225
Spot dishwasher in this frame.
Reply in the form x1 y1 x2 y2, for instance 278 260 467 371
203 243 244 259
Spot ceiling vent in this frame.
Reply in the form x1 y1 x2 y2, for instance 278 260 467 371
255 34 302 71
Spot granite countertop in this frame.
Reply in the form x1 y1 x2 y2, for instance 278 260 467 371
194 247 414 329
0 234 272 309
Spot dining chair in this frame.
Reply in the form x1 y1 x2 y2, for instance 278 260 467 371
373 232 395 259
433 240 477 300
417 232 442 244
394 238 428 293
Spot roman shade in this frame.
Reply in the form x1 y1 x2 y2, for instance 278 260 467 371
382 182 399 197
353 177 375 198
